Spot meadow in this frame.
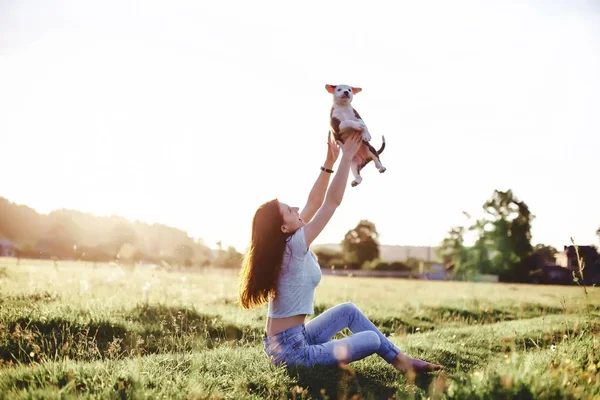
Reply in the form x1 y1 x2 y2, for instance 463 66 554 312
0 258 599 399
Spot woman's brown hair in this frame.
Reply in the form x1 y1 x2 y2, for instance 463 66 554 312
239 199 290 309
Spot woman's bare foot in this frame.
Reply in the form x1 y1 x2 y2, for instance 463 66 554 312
409 357 443 373
392 353 443 374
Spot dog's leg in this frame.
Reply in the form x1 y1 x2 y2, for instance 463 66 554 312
373 156 386 173
362 128 372 142
340 120 365 133
366 143 386 173
350 160 362 187
358 120 371 142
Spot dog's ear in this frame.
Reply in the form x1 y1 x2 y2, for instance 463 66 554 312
352 87 362 94
325 84 337 93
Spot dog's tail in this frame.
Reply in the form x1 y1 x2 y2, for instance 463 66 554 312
378 136 386 154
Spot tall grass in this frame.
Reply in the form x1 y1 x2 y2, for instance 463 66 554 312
570 237 594 331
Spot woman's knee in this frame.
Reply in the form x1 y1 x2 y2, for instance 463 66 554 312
346 331 381 359
362 331 381 350
340 301 359 314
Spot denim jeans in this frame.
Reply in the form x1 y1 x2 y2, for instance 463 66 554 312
263 302 401 367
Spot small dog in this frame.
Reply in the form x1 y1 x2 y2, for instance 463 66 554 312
326 84 386 187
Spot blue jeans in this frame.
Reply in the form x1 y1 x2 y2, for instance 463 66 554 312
263 302 401 367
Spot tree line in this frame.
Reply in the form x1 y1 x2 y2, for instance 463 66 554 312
0 197 242 267
314 189 600 283
1 192 598 279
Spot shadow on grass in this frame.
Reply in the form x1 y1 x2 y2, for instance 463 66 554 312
279 364 446 400
1 292 59 307
429 347 485 374
286 364 398 400
0 317 129 364
0 303 262 364
313 302 567 338
129 303 263 346
423 304 565 324
129 303 252 341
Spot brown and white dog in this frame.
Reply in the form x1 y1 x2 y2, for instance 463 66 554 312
326 84 386 187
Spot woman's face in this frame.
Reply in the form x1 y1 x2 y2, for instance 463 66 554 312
278 202 305 234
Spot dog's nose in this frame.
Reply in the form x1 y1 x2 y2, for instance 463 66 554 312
343 91 349 95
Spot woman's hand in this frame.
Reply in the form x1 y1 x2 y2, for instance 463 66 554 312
325 130 340 166
338 133 362 160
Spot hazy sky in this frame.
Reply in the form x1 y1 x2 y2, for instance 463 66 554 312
1 0 599 251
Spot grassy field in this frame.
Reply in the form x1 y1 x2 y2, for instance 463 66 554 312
0 258 599 399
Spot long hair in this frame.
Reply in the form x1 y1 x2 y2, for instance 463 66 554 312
239 199 290 309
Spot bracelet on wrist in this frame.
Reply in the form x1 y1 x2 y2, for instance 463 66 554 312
321 166 334 174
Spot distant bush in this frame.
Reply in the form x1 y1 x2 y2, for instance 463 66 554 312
361 259 411 271
388 261 412 271
314 248 342 267
313 249 358 269
361 258 387 270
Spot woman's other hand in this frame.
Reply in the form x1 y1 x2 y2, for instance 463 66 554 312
338 133 362 159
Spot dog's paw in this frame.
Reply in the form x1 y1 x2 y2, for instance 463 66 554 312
362 132 372 141
379 167 386 173
342 121 364 132
351 180 360 187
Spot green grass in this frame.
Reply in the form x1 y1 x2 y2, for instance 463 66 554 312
0 258 599 399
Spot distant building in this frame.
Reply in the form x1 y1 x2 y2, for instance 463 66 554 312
0 239 17 257
555 245 599 271
554 245 600 285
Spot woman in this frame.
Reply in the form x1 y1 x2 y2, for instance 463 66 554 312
239 131 442 373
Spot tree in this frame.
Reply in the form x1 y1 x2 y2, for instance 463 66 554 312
213 246 243 268
438 189 535 281
465 219 494 275
38 220 79 258
437 223 491 279
117 243 137 265
481 190 534 279
533 244 558 265
341 220 380 268
110 221 137 252
436 226 465 266
174 244 195 266
193 239 213 265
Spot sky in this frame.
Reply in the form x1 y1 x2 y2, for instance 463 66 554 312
1 0 599 252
